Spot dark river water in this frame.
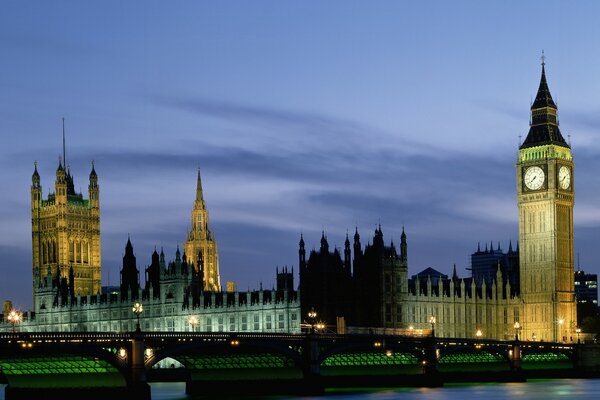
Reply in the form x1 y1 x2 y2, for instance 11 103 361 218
3 379 600 399
149 379 599 399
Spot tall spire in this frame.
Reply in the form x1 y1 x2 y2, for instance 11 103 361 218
520 53 569 149
195 164 204 203
62 117 66 169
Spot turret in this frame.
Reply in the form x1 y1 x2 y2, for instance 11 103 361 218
373 224 384 247
55 157 67 204
299 234 306 269
353 227 362 273
344 233 351 273
320 231 329 254
31 161 42 208
120 237 140 300
88 161 99 208
400 227 407 264
145 248 161 298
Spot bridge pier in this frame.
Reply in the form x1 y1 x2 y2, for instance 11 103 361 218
129 332 151 400
301 333 324 395
422 337 442 387
511 341 522 371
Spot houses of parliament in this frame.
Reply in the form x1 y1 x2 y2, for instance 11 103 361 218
300 61 576 342
12 150 300 333
1 61 577 342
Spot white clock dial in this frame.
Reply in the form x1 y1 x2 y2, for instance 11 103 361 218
524 166 545 190
558 166 571 190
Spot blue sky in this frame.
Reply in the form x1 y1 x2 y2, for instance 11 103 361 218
2 1 600 307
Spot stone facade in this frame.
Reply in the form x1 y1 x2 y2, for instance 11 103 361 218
2 161 300 334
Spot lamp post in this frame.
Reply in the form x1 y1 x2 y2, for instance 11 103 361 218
514 321 521 341
576 327 581 344
307 308 317 333
7 310 22 333
429 316 436 338
408 325 414 336
132 302 143 333
475 329 483 339
188 315 199 332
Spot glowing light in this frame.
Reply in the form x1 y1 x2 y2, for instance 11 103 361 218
188 315 199 332
7 310 22 333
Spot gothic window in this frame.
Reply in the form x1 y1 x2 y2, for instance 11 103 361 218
266 315 272 330
69 241 75 263
278 314 285 329
83 242 88 263
42 241 47 264
253 314 260 330
385 304 392 323
77 241 82 263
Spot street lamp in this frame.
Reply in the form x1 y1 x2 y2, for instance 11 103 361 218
188 315 199 332
132 302 143 332
408 325 414 336
532 333 537 341
307 308 317 333
429 316 436 337
514 321 521 341
576 327 582 344
7 310 22 333
475 329 483 339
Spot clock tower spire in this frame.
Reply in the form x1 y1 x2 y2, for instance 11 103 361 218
517 57 576 342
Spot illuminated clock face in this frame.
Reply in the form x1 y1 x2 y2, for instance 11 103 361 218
524 166 545 190
558 166 571 190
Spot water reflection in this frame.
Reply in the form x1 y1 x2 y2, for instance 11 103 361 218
1 380 599 399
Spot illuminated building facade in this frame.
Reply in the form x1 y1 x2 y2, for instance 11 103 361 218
26 239 299 333
31 157 101 308
4 159 299 333
516 60 577 342
184 169 221 292
300 227 520 340
300 61 576 341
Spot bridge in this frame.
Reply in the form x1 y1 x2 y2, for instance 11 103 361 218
0 331 588 399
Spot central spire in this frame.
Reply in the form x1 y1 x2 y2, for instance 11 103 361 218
195 165 204 204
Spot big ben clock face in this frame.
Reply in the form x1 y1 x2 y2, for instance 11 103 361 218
524 166 545 190
558 166 571 190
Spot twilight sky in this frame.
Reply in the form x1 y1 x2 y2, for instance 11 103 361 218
2 1 600 308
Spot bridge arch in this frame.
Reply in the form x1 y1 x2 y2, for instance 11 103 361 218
145 337 305 383
436 344 512 372
0 342 131 388
318 341 424 377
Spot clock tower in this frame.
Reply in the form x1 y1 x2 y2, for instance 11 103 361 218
517 59 576 342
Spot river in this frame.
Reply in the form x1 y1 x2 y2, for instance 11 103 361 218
149 379 599 399
2 379 600 399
